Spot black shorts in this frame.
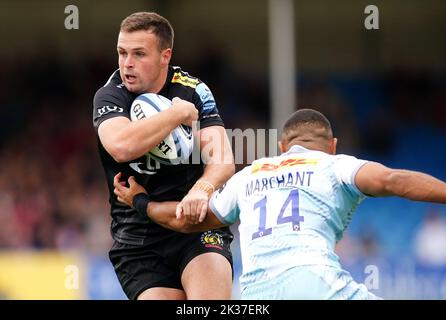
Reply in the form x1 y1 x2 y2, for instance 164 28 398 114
108 228 233 300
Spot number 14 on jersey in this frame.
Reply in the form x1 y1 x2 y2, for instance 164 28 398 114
252 189 304 240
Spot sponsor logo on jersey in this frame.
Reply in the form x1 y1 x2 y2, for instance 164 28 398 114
251 157 319 174
129 162 157 175
200 231 224 249
195 83 216 111
97 105 124 117
201 101 216 112
129 156 161 175
171 72 199 88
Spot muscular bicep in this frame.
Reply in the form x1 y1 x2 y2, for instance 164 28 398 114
355 162 394 197
97 116 131 160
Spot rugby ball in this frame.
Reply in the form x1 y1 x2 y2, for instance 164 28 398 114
130 93 193 165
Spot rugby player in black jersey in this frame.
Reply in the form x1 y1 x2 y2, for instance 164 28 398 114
92 12 235 300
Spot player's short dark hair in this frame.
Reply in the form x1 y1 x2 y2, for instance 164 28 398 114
282 108 333 140
120 12 174 50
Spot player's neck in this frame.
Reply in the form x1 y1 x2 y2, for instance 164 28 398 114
150 67 169 94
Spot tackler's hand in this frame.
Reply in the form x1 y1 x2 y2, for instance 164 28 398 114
177 180 215 224
113 173 147 207
178 188 209 224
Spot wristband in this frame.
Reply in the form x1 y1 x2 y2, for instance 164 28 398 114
192 180 215 197
132 193 151 218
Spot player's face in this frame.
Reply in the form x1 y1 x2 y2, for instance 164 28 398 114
117 30 172 93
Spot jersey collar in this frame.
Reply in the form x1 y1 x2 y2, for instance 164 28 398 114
283 144 310 155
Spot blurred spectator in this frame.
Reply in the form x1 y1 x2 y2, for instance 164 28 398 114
335 233 361 266
413 209 446 268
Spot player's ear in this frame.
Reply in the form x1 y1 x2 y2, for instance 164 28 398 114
278 140 286 153
329 138 337 155
161 48 172 66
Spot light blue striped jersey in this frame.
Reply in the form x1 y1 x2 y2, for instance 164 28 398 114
209 145 368 292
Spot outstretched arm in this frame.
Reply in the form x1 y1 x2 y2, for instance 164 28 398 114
355 162 446 203
113 173 227 233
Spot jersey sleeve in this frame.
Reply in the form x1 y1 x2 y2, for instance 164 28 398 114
332 155 369 199
208 170 244 225
92 86 131 132
193 82 224 129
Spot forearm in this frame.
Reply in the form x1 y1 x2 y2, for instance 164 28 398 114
111 110 183 162
147 201 223 233
147 201 185 231
199 125 235 189
386 170 446 203
200 163 235 189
